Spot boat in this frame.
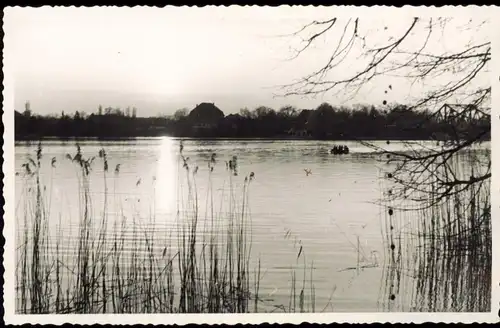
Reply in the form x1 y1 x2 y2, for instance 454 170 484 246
330 145 350 155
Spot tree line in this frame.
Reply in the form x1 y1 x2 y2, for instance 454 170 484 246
15 102 490 141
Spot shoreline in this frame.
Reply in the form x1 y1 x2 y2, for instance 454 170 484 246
14 136 491 143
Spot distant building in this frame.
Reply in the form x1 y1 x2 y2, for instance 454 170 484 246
188 102 225 130
224 113 242 130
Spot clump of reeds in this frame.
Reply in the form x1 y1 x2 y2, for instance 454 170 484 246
379 149 491 312
174 143 256 313
16 141 321 314
16 141 52 313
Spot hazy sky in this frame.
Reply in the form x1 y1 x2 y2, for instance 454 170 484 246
4 6 491 116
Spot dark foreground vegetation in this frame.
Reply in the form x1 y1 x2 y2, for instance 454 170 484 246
379 149 491 312
15 101 490 141
16 142 318 314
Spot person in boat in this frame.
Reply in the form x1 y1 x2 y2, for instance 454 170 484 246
331 145 342 154
331 145 349 155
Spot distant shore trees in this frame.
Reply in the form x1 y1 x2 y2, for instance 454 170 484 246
14 100 489 142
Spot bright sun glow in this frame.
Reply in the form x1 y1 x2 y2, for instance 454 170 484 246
155 137 177 214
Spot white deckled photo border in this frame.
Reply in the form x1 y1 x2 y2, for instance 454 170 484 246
2 4 500 325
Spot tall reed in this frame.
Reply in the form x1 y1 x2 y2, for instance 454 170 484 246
380 149 491 312
17 141 322 313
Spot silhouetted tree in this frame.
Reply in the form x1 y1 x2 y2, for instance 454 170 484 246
23 101 32 117
14 101 486 143
307 102 336 138
113 108 124 116
254 106 275 118
173 108 189 121
283 16 490 207
239 107 254 119
278 105 298 118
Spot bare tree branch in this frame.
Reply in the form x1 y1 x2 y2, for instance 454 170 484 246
281 16 491 208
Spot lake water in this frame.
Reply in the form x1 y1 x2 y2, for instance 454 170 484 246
14 138 491 313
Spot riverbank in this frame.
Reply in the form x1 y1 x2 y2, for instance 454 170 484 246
14 135 491 142
15 102 490 142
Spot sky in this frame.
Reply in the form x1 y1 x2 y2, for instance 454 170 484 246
4 6 491 117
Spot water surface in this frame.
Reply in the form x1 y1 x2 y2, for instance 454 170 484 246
14 138 490 312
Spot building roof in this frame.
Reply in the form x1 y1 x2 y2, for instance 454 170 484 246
188 102 225 124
